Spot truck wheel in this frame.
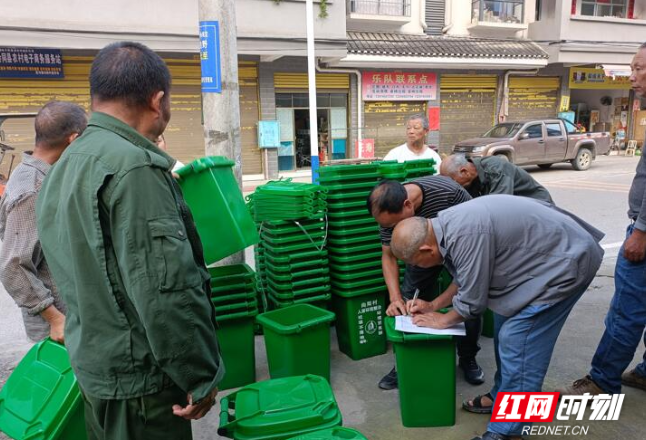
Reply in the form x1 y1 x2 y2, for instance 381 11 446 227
537 164 553 169
494 153 510 163
572 148 592 171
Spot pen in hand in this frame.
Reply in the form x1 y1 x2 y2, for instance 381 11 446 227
409 288 420 316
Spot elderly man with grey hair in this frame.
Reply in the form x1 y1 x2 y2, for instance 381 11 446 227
391 195 604 440
440 154 552 203
0 100 87 343
383 114 442 166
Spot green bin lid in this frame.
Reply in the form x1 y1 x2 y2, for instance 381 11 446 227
256 304 335 334
384 316 453 343
0 339 83 440
218 375 342 440
286 427 368 440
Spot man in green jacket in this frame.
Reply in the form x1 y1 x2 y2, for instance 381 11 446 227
36 42 223 440
440 154 553 203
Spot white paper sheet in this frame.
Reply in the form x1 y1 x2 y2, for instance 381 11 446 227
395 315 466 336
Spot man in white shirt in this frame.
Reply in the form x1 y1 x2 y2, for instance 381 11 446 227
383 114 442 168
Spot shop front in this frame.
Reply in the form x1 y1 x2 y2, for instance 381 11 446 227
274 73 350 171
568 67 632 145
439 74 498 153
361 71 437 158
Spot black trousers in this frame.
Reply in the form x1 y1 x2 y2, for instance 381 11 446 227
401 264 481 359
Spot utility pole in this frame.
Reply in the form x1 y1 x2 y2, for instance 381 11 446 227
199 0 243 264
306 0 319 182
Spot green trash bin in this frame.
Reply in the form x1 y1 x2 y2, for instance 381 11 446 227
0 339 87 440
256 304 335 380
332 287 387 360
177 156 259 264
215 312 257 391
218 375 342 440
287 427 368 439
384 317 456 427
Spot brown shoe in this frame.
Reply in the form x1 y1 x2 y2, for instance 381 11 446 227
621 369 646 391
557 375 605 396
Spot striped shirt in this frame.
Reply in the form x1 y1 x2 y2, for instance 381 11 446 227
380 175 472 245
0 153 65 341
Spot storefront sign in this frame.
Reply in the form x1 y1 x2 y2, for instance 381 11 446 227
199 21 222 93
362 72 437 101
428 107 440 131
0 47 63 79
559 95 570 112
355 139 375 158
569 68 631 90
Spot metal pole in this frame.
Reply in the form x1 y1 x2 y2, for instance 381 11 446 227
306 0 320 182
199 0 244 265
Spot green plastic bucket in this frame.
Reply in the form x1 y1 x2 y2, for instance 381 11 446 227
256 304 335 380
0 339 87 440
177 156 259 264
286 427 368 439
218 375 342 440
385 317 456 427
215 312 257 390
332 289 387 360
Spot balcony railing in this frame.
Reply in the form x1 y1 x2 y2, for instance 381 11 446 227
348 0 412 17
472 0 525 24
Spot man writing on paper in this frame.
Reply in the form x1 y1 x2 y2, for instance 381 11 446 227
390 195 604 440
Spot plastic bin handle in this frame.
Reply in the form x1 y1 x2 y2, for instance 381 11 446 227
217 389 264 437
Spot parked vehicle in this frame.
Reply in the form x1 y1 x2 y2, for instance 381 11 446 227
452 119 611 171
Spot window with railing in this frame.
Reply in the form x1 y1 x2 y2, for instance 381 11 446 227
581 0 627 18
349 0 412 17
471 0 525 24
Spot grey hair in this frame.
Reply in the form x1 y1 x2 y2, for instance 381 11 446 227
391 217 429 262
407 113 429 130
442 154 470 176
35 101 88 148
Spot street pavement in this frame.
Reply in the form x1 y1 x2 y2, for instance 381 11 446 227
1 155 643 440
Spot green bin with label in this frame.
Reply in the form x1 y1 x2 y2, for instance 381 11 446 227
177 156 259 264
218 375 342 440
385 316 455 427
256 304 335 380
332 287 387 360
287 427 368 440
0 339 87 440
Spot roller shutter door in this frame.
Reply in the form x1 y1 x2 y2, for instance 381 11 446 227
439 75 497 153
507 77 560 121
364 101 427 158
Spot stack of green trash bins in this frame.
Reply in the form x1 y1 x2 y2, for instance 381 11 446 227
249 180 331 310
317 163 389 361
377 158 437 181
209 264 258 390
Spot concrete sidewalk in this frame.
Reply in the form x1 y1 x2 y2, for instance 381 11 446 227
189 257 645 440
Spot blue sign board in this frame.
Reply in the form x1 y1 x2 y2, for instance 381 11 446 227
199 21 222 93
258 121 280 148
0 47 64 79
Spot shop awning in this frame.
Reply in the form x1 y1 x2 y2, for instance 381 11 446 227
602 64 632 78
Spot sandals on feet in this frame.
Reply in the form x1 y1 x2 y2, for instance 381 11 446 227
462 392 494 414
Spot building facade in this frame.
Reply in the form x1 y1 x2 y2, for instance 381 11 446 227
1 0 646 179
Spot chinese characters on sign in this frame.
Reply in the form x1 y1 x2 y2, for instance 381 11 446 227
355 139 375 159
569 68 631 90
492 392 624 423
0 47 63 79
199 21 222 93
362 72 437 101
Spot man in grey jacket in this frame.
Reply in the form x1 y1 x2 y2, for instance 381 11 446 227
440 154 553 203
391 195 604 440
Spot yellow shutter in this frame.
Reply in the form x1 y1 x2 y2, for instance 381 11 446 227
509 77 560 90
440 75 498 91
274 73 350 89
